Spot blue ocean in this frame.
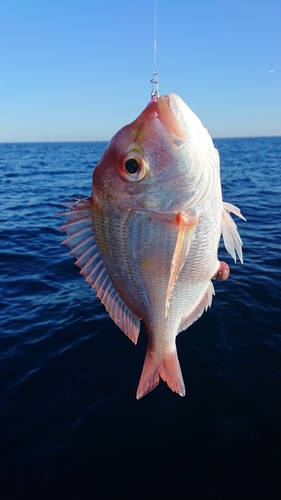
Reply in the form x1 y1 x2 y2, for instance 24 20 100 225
0 137 280 500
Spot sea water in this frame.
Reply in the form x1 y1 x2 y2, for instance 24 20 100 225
0 138 280 499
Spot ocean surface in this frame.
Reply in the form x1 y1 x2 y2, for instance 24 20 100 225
0 137 280 500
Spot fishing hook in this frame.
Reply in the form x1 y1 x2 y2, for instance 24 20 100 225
150 0 159 101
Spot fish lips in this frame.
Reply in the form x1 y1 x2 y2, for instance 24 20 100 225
157 94 187 143
145 94 187 146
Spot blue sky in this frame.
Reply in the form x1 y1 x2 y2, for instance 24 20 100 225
0 0 280 142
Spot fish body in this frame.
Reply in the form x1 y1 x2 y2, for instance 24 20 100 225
60 94 244 398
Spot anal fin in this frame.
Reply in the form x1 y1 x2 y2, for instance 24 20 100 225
179 281 215 333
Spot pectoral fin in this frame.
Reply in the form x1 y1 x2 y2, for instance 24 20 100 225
165 212 197 317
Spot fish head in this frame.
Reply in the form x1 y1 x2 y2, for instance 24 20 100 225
93 93 219 214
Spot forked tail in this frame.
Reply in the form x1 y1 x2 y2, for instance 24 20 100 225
136 349 186 399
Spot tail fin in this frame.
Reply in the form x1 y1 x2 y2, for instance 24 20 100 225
136 349 186 399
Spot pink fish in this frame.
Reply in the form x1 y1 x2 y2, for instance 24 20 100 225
59 94 244 399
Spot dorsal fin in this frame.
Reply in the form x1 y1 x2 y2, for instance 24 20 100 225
58 199 140 344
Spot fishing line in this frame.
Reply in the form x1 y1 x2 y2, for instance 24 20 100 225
264 1 281 73
150 0 159 101
264 58 281 73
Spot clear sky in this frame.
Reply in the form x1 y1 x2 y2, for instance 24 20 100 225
0 0 280 142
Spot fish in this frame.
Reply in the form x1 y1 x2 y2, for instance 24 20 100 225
58 93 245 399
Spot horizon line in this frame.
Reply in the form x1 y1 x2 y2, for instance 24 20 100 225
0 134 280 145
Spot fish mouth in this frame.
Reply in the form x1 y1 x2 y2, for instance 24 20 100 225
156 94 186 143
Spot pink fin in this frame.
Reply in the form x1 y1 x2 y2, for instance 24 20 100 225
136 349 185 399
179 281 214 333
165 212 197 318
57 199 140 344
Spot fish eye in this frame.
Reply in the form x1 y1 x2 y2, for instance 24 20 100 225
120 151 149 182
125 158 139 174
